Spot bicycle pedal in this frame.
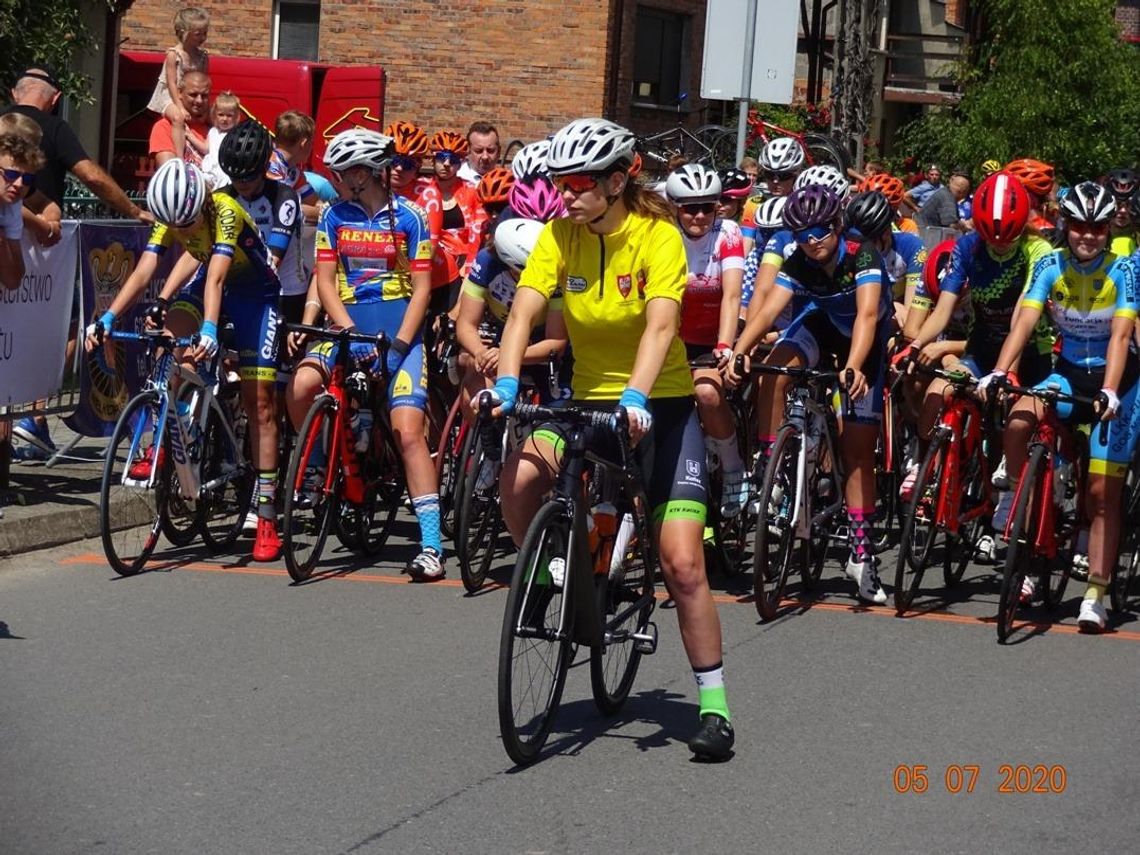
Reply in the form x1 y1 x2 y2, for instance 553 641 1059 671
631 622 658 655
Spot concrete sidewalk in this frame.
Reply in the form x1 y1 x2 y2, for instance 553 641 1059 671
0 416 110 558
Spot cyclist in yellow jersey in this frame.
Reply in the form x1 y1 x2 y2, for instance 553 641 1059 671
485 118 734 761
85 159 286 562
1106 168 1137 257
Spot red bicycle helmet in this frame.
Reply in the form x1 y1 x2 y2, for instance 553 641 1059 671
922 238 957 302
972 171 1030 246
1003 158 1054 198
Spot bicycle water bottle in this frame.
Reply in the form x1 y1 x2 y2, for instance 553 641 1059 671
1053 451 1071 502
351 407 372 454
610 512 635 578
804 414 821 468
175 400 201 457
590 502 618 575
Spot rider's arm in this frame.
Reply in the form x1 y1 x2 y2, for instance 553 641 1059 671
315 259 353 329
993 298 1044 375
911 289 960 350
717 253 744 348
497 286 548 381
455 289 488 357
105 250 160 317
1103 315 1134 396
522 306 568 364
736 272 793 356
627 297 681 397
846 280 881 375
200 250 232 327
158 251 203 301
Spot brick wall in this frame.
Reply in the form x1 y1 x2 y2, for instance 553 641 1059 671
120 0 712 145
1117 1 1140 40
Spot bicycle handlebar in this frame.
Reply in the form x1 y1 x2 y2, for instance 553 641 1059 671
108 329 199 350
284 323 391 350
998 377 1111 445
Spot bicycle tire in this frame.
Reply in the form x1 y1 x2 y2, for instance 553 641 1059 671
282 395 341 583
100 391 165 576
998 446 1046 642
894 429 948 614
711 406 753 576
497 500 575 766
199 398 253 553
1113 528 1139 613
802 132 850 174
801 424 838 591
353 415 404 555
943 450 988 588
705 128 740 173
436 397 465 541
753 425 801 620
159 384 201 547
590 508 654 714
455 424 502 593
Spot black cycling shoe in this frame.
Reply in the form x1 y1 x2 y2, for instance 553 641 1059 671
688 714 735 761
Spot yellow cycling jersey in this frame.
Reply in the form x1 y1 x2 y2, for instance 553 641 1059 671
518 212 694 400
145 191 279 298
1110 233 1137 259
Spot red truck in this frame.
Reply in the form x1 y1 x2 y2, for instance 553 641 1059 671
112 51 385 191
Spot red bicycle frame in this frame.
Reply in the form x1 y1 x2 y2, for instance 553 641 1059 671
1002 414 1082 561
932 394 992 537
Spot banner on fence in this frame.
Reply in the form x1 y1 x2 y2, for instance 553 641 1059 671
0 222 79 407
65 222 182 438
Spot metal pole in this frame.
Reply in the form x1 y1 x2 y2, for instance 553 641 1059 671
735 0 759 165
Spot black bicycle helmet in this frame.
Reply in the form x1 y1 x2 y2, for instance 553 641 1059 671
782 184 842 231
845 190 894 240
218 121 274 181
719 167 753 199
1107 167 1138 199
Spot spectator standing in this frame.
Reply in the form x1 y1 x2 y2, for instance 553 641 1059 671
903 163 942 214
267 110 318 222
456 121 500 186
917 172 971 230
0 132 43 287
149 70 211 166
200 90 242 189
145 6 210 164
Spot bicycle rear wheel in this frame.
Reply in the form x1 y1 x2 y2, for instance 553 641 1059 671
590 508 654 714
353 416 404 555
159 384 200 547
998 447 1045 642
802 132 850 173
100 392 165 576
436 398 465 541
497 500 575 766
199 399 254 553
753 425 801 620
1114 529 1139 613
894 429 948 614
944 451 988 588
455 424 502 593
282 395 341 582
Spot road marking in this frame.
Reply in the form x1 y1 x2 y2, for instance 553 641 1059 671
60 552 1140 642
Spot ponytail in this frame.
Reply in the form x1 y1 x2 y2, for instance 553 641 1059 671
621 177 674 221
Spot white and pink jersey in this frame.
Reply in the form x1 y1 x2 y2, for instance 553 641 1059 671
679 219 746 345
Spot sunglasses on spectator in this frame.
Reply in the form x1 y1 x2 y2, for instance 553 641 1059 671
767 170 798 182
392 154 419 171
793 224 835 244
553 174 601 194
1 167 36 190
434 151 463 165
680 202 717 215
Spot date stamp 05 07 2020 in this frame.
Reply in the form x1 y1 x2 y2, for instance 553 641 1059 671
892 764 1068 795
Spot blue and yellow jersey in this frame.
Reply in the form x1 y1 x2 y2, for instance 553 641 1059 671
463 246 561 326
145 190 280 298
1023 249 1139 369
315 196 433 305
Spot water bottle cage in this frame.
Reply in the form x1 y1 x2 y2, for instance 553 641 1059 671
346 370 370 398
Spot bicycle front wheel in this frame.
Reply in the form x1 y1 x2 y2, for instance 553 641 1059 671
590 510 653 714
497 500 575 766
753 425 801 620
894 429 948 614
100 391 165 576
353 416 404 555
802 132 850 173
436 398 466 541
282 395 341 583
199 398 254 553
455 425 502 593
998 446 1046 642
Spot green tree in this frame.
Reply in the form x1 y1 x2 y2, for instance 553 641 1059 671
895 0 1140 182
0 0 122 104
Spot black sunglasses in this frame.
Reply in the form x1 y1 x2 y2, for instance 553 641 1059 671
1 167 36 190
680 202 717 215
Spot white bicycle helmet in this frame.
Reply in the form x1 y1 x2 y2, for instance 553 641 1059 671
510 140 551 181
759 137 806 174
1061 180 1115 224
665 163 722 204
546 118 636 176
494 218 545 273
146 159 206 227
754 196 787 230
794 164 850 200
323 128 395 173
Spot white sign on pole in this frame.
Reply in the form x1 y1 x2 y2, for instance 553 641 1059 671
0 223 78 406
701 0 799 103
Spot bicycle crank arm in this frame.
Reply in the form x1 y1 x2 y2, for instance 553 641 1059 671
631 622 658 655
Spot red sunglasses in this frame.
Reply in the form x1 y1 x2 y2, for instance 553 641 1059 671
553 174 601 194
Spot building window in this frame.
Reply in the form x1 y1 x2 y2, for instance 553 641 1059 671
274 0 320 61
633 6 689 107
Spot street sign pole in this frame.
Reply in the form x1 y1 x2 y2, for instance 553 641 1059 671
735 0 758 165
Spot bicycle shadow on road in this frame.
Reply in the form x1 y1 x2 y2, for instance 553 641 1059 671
508 686 699 770
0 620 25 639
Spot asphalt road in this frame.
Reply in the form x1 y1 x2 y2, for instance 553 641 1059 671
2 515 1139 854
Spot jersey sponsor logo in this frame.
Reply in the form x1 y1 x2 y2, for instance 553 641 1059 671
686 459 700 477
337 227 406 262
567 275 587 293
617 273 632 298
278 199 298 228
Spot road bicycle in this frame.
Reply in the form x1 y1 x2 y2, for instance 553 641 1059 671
893 364 1000 614
98 329 252 576
497 404 659 766
995 380 1104 643
280 324 406 583
751 365 853 621
1112 448 1140 613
